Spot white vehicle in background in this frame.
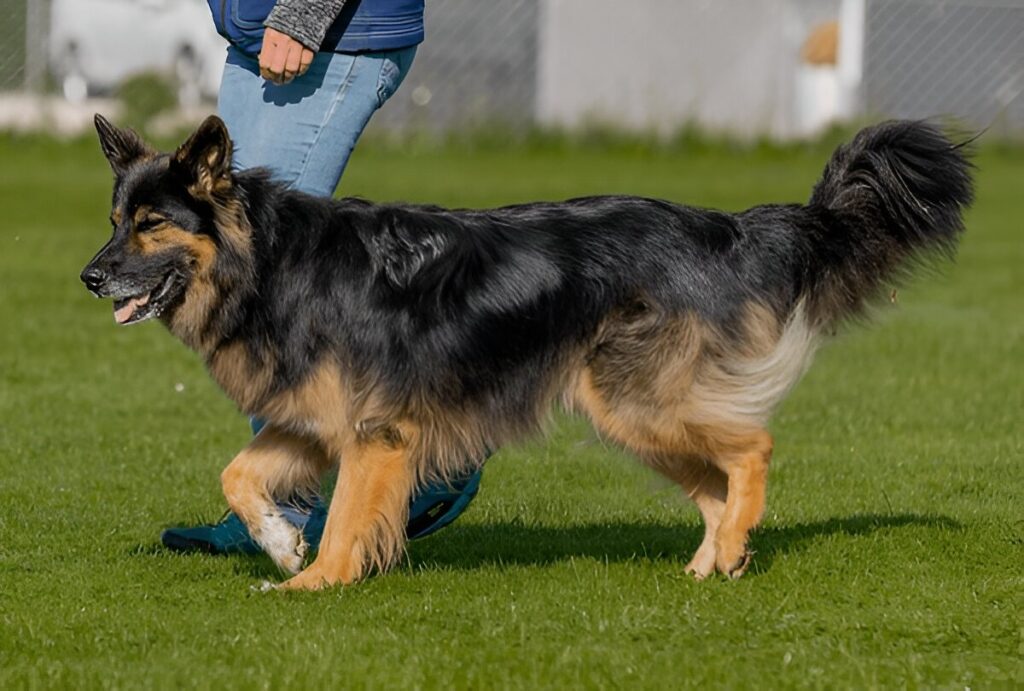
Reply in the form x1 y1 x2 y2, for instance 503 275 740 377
49 0 228 104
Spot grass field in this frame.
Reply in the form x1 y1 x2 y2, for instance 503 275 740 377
0 130 1021 688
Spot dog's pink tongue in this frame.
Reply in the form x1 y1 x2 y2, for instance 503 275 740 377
114 293 150 324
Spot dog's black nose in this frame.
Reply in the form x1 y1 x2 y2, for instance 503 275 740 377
80 266 107 291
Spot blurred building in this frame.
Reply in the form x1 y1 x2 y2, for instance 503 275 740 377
376 0 1023 138
1 0 1022 138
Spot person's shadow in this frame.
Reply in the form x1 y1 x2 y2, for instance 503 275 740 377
229 512 960 581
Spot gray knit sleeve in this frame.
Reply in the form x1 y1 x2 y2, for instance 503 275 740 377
265 0 348 51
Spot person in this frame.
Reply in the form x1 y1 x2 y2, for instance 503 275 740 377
161 0 483 555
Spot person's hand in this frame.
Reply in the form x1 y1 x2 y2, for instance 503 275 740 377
259 27 315 85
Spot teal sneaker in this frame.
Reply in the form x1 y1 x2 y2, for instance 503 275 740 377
161 468 482 555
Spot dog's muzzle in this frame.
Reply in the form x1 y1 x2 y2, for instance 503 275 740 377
80 266 108 297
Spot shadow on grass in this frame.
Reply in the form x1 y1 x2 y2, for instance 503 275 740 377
129 539 286 577
201 512 959 581
410 513 961 573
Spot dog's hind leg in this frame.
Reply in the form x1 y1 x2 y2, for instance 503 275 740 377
278 432 416 590
655 459 728 580
220 426 331 575
577 364 729 579
703 428 773 578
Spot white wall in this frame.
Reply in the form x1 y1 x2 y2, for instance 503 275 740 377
536 0 840 138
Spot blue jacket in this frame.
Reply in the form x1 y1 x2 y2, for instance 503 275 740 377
210 0 425 56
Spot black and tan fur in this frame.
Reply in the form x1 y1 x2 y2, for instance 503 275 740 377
81 115 973 589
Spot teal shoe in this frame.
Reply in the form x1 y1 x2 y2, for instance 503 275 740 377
161 468 482 555
159 495 319 555
160 510 264 555
406 468 481 539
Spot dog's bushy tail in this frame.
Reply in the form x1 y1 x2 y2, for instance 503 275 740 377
803 120 974 325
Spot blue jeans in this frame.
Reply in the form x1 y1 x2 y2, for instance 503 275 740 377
218 45 416 197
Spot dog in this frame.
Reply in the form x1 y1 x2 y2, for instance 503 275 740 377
81 115 972 590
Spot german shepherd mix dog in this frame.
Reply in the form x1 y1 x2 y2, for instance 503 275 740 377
82 115 972 590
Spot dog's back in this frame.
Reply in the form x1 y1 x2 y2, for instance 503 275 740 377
309 121 972 459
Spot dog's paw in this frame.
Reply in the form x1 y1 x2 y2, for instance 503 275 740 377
253 512 307 575
276 556 366 591
277 565 337 591
717 549 753 579
684 543 717 581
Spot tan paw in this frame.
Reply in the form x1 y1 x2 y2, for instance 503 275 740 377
684 543 718 581
276 573 326 591
275 563 349 591
716 546 753 579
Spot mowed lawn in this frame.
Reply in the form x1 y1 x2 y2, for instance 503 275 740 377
0 131 1020 689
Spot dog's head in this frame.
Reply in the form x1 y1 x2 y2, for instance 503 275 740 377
81 114 245 328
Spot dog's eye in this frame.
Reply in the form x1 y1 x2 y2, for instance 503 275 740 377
136 215 167 233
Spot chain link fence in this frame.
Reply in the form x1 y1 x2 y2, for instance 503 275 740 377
0 0 31 91
864 0 1024 137
371 0 539 132
1 0 1022 138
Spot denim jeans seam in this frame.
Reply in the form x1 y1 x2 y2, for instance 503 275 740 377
291 54 361 193
375 55 398 109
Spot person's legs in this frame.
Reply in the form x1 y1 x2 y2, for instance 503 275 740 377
161 46 483 556
217 45 416 196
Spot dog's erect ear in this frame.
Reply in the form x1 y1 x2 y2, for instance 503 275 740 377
174 115 233 194
94 114 153 173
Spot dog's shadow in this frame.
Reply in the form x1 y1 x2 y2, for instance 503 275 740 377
224 512 959 581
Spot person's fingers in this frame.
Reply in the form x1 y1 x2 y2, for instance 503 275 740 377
261 48 286 83
259 34 291 83
282 43 303 82
297 48 315 77
259 27 284 82
260 41 312 84
259 61 274 82
258 37 274 75
259 29 314 84
258 44 280 81
268 43 290 83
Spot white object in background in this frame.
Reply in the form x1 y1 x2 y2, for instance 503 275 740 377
836 0 865 119
793 18 840 138
794 65 840 137
48 0 228 104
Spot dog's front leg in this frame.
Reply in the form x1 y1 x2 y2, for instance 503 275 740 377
220 426 330 574
278 433 415 591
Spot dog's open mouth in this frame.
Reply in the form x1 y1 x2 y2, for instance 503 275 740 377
113 272 177 325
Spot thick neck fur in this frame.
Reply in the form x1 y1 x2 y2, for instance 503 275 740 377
170 170 368 411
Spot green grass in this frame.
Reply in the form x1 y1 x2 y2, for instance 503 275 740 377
0 132 1021 689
